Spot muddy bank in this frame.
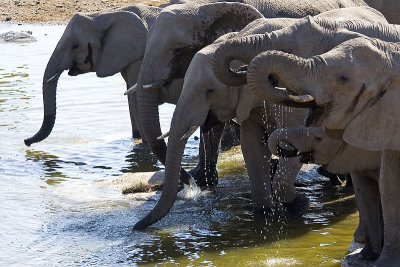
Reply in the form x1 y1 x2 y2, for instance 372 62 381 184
1 0 168 24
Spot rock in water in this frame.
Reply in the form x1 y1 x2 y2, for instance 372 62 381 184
0 31 37 43
98 171 165 194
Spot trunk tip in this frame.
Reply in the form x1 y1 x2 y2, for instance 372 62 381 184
24 138 33 147
132 214 153 231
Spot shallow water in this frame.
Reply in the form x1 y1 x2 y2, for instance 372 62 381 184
0 23 358 266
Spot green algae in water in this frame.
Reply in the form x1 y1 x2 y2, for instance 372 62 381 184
217 146 247 177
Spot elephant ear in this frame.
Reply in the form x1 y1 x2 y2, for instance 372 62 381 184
343 80 400 151
94 11 148 77
198 2 264 42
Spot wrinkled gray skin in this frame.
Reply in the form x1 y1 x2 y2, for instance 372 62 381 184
268 127 382 261
23 3 222 186
212 8 391 89
133 1 368 190
24 5 151 146
249 37 400 267
132 6 383 230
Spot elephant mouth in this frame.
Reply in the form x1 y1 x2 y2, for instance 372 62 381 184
275 140 314 163
202 111 223 133
305 103 331 126
68 65 83 76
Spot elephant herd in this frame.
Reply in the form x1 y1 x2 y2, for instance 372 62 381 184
25 0 400 266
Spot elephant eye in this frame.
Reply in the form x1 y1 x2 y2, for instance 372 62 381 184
71 44 80 50
174 47 185 55
338 75 349 83
207 88 215 95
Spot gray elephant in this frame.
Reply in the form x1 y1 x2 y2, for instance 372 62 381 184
24 4 156 144
22 3 225 187
268 126 382 261
124 0 369 209
131 7 389 230
244 37 400 267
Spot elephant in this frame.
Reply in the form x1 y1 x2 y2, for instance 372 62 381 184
212 14 398 88
131 6 388 230
22 3 226 187
267 126 382 261
124 0 369 210
244 37 400 266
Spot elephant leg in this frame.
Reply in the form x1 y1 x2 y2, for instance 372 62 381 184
272 157 308 215
128 93 145 140
241 118 273 212
189 122 224 187
375 150 400 267
220 120 240 151
351 171 382 260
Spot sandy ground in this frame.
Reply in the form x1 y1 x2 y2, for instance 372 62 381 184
1 0 168 24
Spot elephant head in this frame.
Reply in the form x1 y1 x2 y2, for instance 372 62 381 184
248 37 400 151
212 9 395 89
24 10 148 146
268 127 380 173
135 2 264 89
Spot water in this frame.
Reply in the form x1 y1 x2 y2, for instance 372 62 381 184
0 23 358 266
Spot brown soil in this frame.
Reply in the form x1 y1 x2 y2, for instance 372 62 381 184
1 0 168 24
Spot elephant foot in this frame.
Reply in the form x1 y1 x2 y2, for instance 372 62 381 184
189 164 218 187
359 242 380 261
342 250 375 267
283 194 310 217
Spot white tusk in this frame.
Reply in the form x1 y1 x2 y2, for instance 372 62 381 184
143 84 158 89
124 82 164 95
288 94 315 103
180 126 198 141
47 72 61 83
157 131 170 140
125 83 140 95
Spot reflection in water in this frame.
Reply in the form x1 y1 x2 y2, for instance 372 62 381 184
121 142 160 173
0 67 31 112
1 23 359 266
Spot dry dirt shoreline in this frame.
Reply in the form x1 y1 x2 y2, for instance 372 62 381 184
1 0 168 24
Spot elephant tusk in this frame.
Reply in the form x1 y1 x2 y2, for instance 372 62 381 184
125 81 166 95
157 131 170 140
46 72 62 83
125 83 140 95
288 94 315 103
180 126 199 141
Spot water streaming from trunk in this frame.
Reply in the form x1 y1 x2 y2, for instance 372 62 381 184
1 22 358 266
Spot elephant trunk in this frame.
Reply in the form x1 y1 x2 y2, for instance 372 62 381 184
133 103 206 229
136 89 191 185
268 127 312 158
247 50 316 105
24 52 63 146
212 34 271 87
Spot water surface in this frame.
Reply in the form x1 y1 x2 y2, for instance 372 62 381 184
0 23 358 266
